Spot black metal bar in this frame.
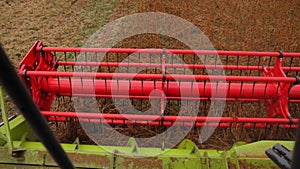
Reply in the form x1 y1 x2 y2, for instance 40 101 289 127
292 114 300 169
266 148 290 169
0 46 74 169
265 143 293 169
274 144 292 162
0 115 17 127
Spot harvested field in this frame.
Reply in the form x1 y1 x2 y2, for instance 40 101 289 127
1 0 300 150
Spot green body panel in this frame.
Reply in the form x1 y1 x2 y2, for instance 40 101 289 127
0 139 287 168
0 116 36 146
0 115 291 168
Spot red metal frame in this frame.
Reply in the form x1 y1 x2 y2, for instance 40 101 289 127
18 41 300 128
262 56 292 120
19 41 57 110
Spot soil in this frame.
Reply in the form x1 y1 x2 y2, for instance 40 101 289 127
1 0 300 150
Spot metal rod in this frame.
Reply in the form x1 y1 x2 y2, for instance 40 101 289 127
50 92 300 103
43 113 298 129
37 46 300 57
24 71 298 82
41 111 299 123
56 61 300 71
38 78 300 100
47 118 297 129
0 46 74 169
0 87 13 154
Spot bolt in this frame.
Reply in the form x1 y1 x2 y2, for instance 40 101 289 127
12 152 18 157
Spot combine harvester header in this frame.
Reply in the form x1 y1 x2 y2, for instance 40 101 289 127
19 41 300 128
0 41 299 168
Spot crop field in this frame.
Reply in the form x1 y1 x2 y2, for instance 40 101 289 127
1 0 300 149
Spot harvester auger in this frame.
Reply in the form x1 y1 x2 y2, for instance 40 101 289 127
0 41 299 168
